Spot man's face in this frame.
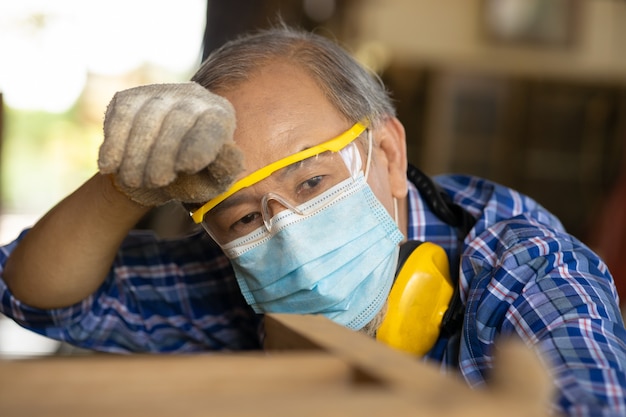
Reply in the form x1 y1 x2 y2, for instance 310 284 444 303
205 60 407 331
215 61 398 229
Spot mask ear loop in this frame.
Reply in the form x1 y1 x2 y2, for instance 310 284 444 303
364 128 373 180
364 128 399 227
393 197 399 225
344 128 395 223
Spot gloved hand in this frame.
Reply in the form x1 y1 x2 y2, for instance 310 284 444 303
98 82 243 206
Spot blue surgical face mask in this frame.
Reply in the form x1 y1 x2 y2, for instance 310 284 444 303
221 173 404 330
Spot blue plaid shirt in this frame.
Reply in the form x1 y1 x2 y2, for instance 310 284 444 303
1 174 625 416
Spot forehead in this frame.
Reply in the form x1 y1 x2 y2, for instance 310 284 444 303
219 61 350 177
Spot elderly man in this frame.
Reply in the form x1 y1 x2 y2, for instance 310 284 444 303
1 26 625 416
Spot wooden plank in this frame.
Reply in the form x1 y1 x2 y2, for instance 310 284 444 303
0 314 552 417
263 314 551 416
264 314 470 391
0 352 351 396
0 353 358 416
0 387 426 417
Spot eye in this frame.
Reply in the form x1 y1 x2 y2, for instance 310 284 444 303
300 175 323 191
231 212 263 234
295 175 325 199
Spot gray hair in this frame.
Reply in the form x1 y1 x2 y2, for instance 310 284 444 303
191 26 396 128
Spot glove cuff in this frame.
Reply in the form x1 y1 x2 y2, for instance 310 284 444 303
109 174 171 207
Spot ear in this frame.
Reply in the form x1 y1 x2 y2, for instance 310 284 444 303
375 116 408 198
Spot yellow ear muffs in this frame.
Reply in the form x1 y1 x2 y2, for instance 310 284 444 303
376 241 453 356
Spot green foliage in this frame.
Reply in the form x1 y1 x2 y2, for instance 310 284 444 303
1 105 99 214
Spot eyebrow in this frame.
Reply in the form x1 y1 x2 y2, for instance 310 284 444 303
210 150 331 216
190 120 368 224
279 148 316 174
208 192 257 216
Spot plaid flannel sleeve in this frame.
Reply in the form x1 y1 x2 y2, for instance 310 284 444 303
0 229 262 353
460 215 626 417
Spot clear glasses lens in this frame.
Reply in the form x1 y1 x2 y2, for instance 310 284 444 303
202 142 362 245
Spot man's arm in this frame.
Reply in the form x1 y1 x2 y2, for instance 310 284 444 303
3 82 242 310
3 173 149 309
461 216 626 416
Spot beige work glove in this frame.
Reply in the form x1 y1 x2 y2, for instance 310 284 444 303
98 82 243 206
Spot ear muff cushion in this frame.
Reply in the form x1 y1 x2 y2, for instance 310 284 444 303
377 241 453 356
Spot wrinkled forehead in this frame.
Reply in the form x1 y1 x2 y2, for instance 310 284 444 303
217 61 352 178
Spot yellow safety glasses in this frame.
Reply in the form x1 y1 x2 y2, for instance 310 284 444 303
190 119 370 224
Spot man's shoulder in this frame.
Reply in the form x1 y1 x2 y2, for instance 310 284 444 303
431 173 559 227
432 173 512 202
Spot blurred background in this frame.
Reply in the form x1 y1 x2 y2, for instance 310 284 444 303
0 0 625 355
